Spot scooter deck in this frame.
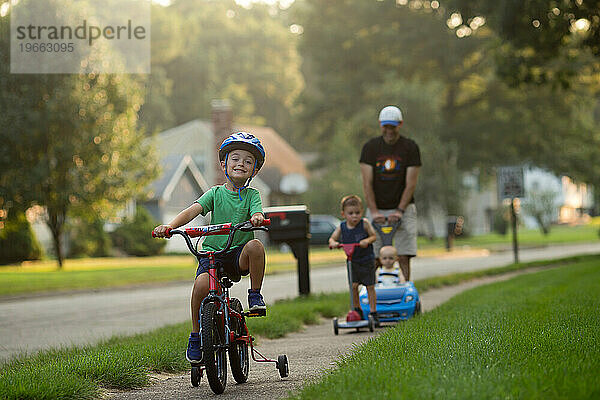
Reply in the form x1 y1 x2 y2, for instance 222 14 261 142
337 320 370 329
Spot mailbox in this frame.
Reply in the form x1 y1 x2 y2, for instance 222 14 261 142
264 205 311 296
265 205 309 241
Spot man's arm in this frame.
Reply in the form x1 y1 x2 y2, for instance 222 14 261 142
359 163 377 213
360 163 385 223
397 166 420 211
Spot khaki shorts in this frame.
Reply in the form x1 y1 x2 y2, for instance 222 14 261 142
367 203 417 257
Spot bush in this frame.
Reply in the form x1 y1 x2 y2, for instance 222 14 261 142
0 210 43 264
68 218 112 258
492 207 508 235
112 206 166 256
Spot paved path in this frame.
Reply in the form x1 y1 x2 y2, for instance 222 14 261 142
1 242 599 360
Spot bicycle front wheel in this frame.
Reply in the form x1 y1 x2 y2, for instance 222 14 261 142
202 301 227 394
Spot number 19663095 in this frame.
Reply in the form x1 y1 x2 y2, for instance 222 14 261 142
19 42 74 52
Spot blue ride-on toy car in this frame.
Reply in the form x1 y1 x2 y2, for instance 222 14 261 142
359 270 421 322
358 219 422 323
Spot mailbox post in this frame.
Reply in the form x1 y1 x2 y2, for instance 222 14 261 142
264 205 310 296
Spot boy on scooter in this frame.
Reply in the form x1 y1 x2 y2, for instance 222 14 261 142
328 195 379 324
153 132 267 363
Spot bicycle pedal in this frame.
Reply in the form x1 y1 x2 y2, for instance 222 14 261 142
244 309 266 317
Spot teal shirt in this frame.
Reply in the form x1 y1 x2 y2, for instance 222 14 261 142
195 185 263 251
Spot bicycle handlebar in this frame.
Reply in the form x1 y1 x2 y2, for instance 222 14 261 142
152 219 270 258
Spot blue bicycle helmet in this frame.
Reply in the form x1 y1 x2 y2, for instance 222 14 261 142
218 132 266 200
219 132 265 171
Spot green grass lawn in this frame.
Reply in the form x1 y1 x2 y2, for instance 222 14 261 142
418 223 599 250
291 258 600 399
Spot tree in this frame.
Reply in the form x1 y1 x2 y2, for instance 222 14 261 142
144 0 304 137
447 0 600 70
294 0 600 188
0 9 158 267
522 184 558 235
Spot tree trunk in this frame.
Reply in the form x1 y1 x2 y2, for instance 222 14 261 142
46 208 66 268
535 214 550 236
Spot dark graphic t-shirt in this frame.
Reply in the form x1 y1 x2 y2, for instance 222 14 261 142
359 136 421 210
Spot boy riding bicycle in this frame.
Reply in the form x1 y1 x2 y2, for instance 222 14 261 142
153 132 268 363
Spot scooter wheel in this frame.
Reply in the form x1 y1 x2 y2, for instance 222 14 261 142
332 318 339 335
191 366 202 387
368 314 374 332
277 354 289 378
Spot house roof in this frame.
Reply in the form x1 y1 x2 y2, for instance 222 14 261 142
156 120 214 158
235 124 309 179
147 154 210 201
150 119 308 197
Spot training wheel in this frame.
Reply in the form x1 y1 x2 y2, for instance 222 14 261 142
332 318 339 335
276 354 289 378
191 366 202 387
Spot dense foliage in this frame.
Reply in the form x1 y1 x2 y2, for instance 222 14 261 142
112 207 166 257
0 4 158 266
0 210 43 264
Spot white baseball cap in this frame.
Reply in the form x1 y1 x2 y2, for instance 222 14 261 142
378 106 403 126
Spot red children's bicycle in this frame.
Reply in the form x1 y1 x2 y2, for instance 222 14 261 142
153 219 289 394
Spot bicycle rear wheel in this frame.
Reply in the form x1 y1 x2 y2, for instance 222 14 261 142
228 298 249 383
202 301 227 394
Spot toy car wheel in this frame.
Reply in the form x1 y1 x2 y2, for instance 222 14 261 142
415 301 422 316
191 366 202 387
277 354 289 378
332 318 339 335
367 314 374 332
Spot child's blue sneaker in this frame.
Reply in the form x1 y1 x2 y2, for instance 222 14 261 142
248 289 266 311
186 333 202 363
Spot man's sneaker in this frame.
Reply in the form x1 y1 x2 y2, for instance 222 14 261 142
186 333 202 364
248 289 266 311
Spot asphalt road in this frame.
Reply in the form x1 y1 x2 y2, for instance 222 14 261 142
1 242 599 361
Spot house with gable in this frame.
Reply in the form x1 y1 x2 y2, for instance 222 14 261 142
143 100 309 252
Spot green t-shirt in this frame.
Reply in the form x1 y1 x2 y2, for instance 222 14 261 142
195 185 263 251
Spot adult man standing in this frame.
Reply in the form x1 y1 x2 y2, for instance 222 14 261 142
359 105 421 281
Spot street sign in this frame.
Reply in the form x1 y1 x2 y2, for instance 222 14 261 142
497 166 523 263
497 166 525 199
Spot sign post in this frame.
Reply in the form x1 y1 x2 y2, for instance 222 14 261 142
497 166 525 264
